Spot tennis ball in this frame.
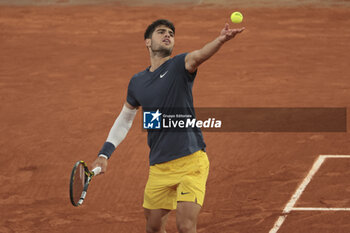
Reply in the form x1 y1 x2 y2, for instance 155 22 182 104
231 12 243 23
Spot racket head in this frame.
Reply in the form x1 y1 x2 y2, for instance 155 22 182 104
69 161 91 206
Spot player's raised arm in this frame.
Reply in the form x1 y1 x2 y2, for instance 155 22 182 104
185 23 245 73
91 102 138 174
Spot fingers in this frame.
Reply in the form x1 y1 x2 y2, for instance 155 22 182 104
237 27 245 32
227 27 245 36
219 24 245 43
230 27 245 33
224 22 229 30
222 25 244 37
92 157 108 175
225 22 245 31
222 23 245 35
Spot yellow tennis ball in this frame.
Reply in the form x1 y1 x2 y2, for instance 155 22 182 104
231 12 243 23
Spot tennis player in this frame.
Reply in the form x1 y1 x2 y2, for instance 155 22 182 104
92 19 244 233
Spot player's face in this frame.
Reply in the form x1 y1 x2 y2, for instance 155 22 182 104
147 25 175 57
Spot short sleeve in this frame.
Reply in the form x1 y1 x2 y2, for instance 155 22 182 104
175 53 197 82
126 78 140 107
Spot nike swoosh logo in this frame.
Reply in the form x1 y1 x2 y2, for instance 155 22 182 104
181 192 190 195
160 71 168 78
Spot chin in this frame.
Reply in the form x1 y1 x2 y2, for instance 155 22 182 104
151 44 173 57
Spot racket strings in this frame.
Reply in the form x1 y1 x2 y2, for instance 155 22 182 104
72 163 87 205
70 161 95 206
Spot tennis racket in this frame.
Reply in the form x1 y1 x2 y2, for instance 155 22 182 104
69 160 101 207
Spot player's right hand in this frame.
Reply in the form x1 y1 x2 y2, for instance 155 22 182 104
91 156 108 175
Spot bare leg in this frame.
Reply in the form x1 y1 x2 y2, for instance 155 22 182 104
144 208 171 233
176 201 201 233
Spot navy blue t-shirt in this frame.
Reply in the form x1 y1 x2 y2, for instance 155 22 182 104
127 53 206 165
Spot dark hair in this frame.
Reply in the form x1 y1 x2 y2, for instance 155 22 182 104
144 19 175 40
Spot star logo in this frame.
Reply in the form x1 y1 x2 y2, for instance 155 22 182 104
143 109 162 129
150 109 162 122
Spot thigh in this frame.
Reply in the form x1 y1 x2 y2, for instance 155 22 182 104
177 150 210 206
176 202 201 231
144 208 171 233
143 164 178 210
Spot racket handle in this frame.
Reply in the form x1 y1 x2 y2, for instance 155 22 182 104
92 167 102 175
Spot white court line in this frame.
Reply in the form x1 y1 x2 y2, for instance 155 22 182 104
282 156 326 214
320 155 350 159
268 155 350 233
292 207 350 211
269 215 288 233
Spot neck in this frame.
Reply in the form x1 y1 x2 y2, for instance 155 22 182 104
149 52 170 72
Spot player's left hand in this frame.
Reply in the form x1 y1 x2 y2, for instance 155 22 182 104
218 23 245 43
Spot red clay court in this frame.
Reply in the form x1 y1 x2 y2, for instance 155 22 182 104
1 0 350 232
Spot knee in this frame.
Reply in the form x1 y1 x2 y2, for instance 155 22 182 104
177 220 196 233
146 223 163 233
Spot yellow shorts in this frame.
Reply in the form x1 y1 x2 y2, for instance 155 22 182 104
143 150 210 210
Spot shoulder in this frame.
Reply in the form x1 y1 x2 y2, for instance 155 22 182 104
129 69 148 85
172 53 197 80
131 69 147 80
172 53 188 62
169 53 189 68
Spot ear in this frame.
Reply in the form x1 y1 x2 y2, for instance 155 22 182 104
145 38 151 48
